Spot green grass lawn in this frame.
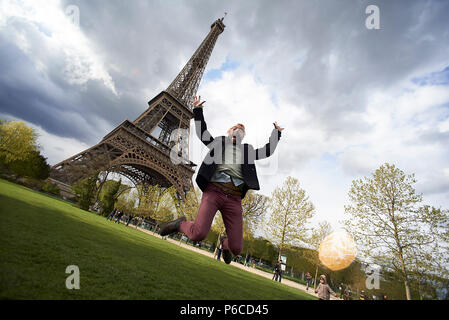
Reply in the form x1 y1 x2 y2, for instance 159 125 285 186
0 179 315 300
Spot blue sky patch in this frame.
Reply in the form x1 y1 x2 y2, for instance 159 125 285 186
411 66 449 86
203 55 240 82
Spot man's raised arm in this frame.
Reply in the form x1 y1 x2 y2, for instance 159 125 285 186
255 122 284 160
192 96 214 147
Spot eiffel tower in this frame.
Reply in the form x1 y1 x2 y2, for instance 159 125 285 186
50 16 226 200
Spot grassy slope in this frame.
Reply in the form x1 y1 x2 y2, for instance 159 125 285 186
0 179 315 300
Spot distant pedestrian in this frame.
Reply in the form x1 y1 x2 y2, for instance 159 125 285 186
277 260 283 283
272 260 282 282
126 214 134 226
339 283 346 299
106 208 116 221
136 217 143 228
314 275 337 300
305 272 313 291
216 238 223 261
244 253 251 267
359 290 368 300
114 211 124 223
272 263 279 280
346 287 353 300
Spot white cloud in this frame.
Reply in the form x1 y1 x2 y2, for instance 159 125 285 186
34 125 90 166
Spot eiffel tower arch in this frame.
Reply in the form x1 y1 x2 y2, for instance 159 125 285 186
50 17 226 201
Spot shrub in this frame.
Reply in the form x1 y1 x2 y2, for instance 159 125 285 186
71 173 99 211
16 177 43 190
42 180 60 196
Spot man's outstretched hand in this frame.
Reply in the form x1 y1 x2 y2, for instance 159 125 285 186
273 121 284 131
192 95 206 108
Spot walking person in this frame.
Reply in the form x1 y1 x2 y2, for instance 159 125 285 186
314 275 338 300
244 252 251 267
216 250 222 261
359 290 369 300
272 260 282 282
114 211 124 224
277 259 283 283
339 283 346 300
216 238 223 261
159 95 284 264
346 287 353 300
106 208 116 221
126 214 134 226
305 272 313 291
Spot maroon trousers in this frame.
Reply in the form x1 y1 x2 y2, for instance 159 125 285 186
179 183 243 255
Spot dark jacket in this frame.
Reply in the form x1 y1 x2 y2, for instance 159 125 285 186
274 262 282 273
193 107 282 199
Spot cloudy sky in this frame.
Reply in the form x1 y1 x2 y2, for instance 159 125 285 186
1 0 449 232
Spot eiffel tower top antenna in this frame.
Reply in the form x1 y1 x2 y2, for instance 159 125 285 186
166 16 226 109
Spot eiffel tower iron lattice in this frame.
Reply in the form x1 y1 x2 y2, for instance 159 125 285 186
50 17 226 202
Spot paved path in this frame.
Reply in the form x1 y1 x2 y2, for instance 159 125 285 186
123 221 341 300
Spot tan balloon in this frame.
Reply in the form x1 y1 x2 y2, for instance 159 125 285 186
318 232 357 271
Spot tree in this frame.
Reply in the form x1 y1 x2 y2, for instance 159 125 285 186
342 163 443 300
250 237 278 265
136 185 176 225
115 188 138 214
99 179 122 216
0 120 49 180
71 172 99 210
7 150 50 179
41 179 60 196
169 186 201 222
135 185 160 218
264 176 315 259
242 190 269 238
408 206 449 299
0 120 37 164
94 170 112 206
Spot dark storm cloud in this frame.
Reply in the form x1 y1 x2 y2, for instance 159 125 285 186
0 35 87 140
0 31 145 144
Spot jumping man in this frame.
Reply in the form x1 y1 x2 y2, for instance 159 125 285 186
160 95 284 264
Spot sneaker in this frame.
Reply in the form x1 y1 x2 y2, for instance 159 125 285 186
222 249 232 264
220 236 232 264
159 216 186 236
